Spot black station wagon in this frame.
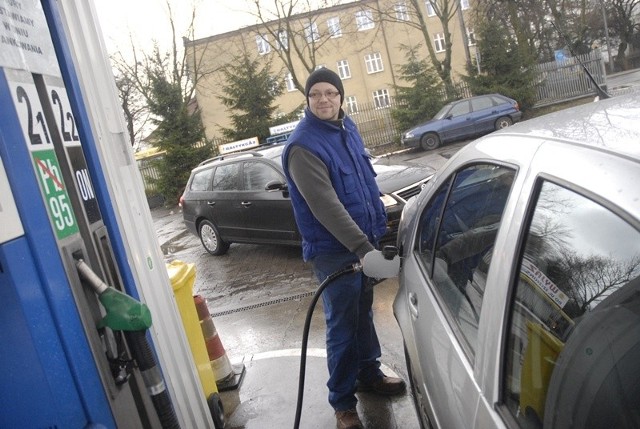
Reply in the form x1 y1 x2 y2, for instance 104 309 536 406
180 144 434 255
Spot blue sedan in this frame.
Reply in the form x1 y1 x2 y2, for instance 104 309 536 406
401 94 522 150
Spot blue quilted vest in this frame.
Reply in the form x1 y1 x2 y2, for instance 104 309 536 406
282 108 387 261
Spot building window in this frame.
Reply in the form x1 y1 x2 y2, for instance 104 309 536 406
345 95 358 114
373 89 390 108
467 28 476 46
256 34 270 55
277 30 288 50
461 0 470 10
434 33 446 53
327 17 342 38
395 2 410 21
355 10 374 31
364 52 384 74
337 59 351 79
425 0 436 17
304 21 320 43
285 73 296 92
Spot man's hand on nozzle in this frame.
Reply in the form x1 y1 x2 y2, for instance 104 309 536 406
361 249 400 279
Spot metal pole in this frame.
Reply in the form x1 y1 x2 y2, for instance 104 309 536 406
600 0 614 73
456 0 472 69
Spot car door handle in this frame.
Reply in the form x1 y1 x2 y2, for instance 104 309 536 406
207 201 215 206
409 292 418 318
241 201 252 207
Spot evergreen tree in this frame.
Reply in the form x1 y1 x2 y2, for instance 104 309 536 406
218 54 283 142
464 19 538 111
147 61 211 204
392 45 445 132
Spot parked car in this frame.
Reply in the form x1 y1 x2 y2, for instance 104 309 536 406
180 144 434 255
389 93 640 429
401 94 522 151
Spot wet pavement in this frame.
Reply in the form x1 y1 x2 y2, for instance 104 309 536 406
153 206 418 428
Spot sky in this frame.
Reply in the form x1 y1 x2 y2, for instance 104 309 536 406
94 0 260 56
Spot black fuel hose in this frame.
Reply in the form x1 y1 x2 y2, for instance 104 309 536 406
125 330 181 429
293 262 362 429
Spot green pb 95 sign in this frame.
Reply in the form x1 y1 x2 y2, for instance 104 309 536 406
32 149 79 239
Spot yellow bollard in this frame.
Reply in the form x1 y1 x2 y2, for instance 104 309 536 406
167 260 225 428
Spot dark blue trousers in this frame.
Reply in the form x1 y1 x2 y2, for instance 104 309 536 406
311 251 383 411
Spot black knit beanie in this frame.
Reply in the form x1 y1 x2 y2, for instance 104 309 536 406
305 68 344 105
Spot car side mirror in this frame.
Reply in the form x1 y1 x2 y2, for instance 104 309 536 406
265 180 289 197
265 180 287 192
446 114 453 120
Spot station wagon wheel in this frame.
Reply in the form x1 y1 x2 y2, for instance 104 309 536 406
420 132 440 151
198 219 230 256
495 116 513 130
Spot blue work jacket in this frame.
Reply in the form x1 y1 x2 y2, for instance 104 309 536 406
282 108 387 261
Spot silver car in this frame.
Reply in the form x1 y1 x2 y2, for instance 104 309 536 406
392 93 640 429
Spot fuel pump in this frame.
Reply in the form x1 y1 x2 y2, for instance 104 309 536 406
0 0 211 427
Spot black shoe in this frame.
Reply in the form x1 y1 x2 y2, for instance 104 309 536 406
358 375 406 396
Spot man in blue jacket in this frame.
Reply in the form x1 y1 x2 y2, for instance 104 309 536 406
283 68 405 429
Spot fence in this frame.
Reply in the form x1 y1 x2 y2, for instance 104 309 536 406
350 99 402 150
137 153 163 194
352 53 607 148
534 51 606 107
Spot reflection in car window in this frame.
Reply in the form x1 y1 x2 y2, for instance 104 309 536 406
503 181 640 429
471 96 493 111
212 163 240 191
449 101 471 117
416 164 515 358
190 168 214 191
243 162 283 191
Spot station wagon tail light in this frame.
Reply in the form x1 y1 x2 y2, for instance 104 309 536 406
179 195 185 207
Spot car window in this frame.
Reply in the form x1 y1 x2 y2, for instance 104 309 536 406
243 161 283 191
449 100 471 117
212 162 240 191
502 180 640 429
190 167 214 191
433 103 454 120
471 96 493 111
491 95 507 105
416 164 516 358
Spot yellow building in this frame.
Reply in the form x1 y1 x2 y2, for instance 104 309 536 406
184 0 476 144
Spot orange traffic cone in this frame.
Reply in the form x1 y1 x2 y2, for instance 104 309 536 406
194 295 233 384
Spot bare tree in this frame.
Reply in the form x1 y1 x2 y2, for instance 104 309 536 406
363 0 462 88
247 0 357 93
109 1 220 144
112 66 150 147
607 0 640 71
556 252 640 312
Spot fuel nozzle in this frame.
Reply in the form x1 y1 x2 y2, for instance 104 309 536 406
76 259 152 331
362 246 400 279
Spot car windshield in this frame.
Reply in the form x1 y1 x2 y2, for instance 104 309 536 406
256 144 285 167
433 103 454 120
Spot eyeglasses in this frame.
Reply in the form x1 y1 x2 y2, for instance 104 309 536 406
308 90 340 100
